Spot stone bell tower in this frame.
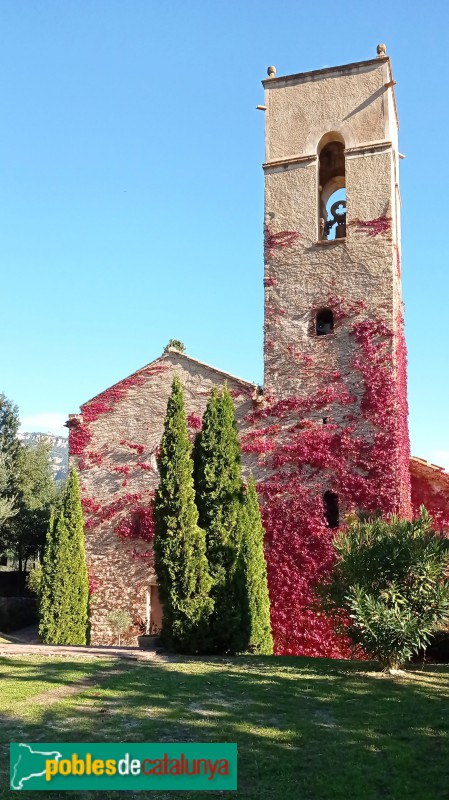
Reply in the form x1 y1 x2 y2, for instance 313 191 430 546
251 45 411 656
260 45 411 522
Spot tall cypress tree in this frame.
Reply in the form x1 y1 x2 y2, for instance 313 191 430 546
38 510 56 642
39 469 89 645
240 475 273 654
194 386 245 653
154 377 213 653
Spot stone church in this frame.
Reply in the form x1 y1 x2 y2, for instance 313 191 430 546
68 47 449 654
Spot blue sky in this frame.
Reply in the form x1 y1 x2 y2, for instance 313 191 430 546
1 1 448 468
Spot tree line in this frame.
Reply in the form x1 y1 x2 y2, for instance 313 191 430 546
0 394 56 571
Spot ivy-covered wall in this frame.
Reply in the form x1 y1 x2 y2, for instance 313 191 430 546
68 352 255 645
410 458 449 532
258 57 412 656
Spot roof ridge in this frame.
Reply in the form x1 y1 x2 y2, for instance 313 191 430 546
78 351 254 409
410 455 449 475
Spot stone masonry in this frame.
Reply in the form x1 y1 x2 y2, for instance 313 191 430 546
68 350 256 645
262 55 410 516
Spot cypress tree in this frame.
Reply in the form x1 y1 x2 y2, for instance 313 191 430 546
154 377 213 653
194 386 245 653
38 510 56 642
39 469 89 645
240 475 273 654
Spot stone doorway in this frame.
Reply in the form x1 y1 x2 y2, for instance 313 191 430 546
147 584 162 634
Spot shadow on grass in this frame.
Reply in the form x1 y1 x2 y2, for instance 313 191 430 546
0 655 116 687
1 655 449 800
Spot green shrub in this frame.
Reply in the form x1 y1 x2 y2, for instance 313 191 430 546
26 563 43 599
163 339 185 354
318 508 449 669
108 609 132 645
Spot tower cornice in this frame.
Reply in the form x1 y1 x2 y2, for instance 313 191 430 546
262 56 390 88
262 56 398 131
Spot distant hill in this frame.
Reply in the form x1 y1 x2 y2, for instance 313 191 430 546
18 432 69 481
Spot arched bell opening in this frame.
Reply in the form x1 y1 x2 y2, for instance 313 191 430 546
318 135 346 240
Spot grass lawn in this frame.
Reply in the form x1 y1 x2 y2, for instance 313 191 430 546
1 654 448 799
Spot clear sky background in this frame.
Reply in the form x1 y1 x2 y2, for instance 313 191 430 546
1 1 448 468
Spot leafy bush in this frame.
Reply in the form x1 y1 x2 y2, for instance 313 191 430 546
163 339 186 354
108 609 132 645
25 563 43 598
318 508 449 669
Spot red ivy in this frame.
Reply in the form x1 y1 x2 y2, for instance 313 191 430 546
187 413 202 431
115 502 155 544
350 216 392 237
411 472 449 531
70 363 170 463
264 225 301 257
88 570 100 595
120 440 145 455
136 461 154 472
83 492 144 529
70 426 92 456
112 465 132 476
246 295 411 657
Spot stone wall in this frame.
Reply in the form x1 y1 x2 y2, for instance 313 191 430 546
262 55 410 516
410 458 449 532
69 351 255 645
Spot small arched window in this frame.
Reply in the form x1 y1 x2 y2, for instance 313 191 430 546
318 133 346 240
323 491 339 528
316 308 334 336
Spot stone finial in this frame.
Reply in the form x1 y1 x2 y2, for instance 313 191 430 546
377 43 387 57
267 65 276 79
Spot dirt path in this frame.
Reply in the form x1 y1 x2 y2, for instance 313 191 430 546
0 641 157 661
14 665 128 708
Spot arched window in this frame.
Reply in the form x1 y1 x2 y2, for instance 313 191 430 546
318 133 346 240
323 491 339 528
316 308 334 336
